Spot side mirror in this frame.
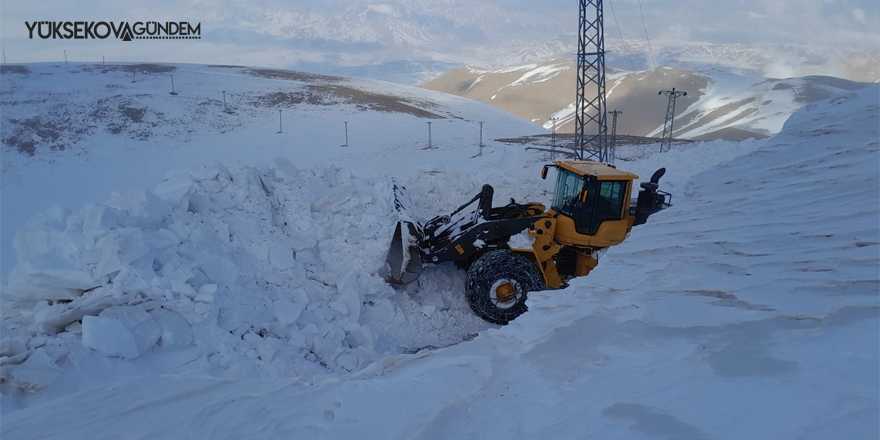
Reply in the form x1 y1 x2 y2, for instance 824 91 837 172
541 165 550 180
579 189 589 203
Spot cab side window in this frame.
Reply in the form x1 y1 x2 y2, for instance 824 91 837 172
595 181 625 222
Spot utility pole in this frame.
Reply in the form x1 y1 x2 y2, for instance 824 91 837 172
550 117 559 160
658 88 687 153
608 109 622 163
574 0 608 162
343 121 349 147
427 121 433 149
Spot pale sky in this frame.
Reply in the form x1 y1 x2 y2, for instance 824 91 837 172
0 0 877 75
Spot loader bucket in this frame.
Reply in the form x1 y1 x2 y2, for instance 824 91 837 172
385 181 424 284
385 220 423 284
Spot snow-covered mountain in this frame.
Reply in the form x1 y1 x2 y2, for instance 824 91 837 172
604 39 880 84
421 58 874 141
286 36 880 85
1 56 877 438
52 1 866 85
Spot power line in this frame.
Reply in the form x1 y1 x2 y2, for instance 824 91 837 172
607 0 637 72
636 0 658 70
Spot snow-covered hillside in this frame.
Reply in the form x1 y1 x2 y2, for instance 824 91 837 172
0 62 547 283
422 59 873 141
1 54 877 439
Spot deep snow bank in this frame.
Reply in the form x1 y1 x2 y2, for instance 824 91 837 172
1 157 505 406
0 131 771 409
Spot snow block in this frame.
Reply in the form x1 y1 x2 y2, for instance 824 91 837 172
188 165 223 182
1 339 28 358
247 240 270 262
198 253 239 287
82 203 118 231
311 183 355 213
289 235 317 252
153 171 195 206
42 205 71 230
170 280 197 299
275 300 305 326
336 353 359 372
94 229 151 278
98 306 162 356
334 272 364 321
274 157 299 179
150 309 193 348
4 252 98 303
81 315 140 359
289 287 310 306
294 249 319 264
269 242 295 270
10 348 61 393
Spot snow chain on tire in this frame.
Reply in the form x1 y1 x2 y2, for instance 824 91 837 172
465 250 545 324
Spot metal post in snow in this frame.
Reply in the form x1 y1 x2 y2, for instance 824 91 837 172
427 121 433 149
278 110 283 133
478 121 484 156
64 50 67 64
344 121 349 147
170 75 177 95
222 91 227 111
2 49 6 64
102 55 105 69
550 117 558 160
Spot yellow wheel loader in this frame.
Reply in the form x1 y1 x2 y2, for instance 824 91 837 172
385 160 671 324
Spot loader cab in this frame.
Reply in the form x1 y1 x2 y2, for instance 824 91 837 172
543 161 637 247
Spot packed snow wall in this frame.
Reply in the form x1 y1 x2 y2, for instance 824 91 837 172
1 157 513 401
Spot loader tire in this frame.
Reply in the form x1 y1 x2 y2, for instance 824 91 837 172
465 250 545 325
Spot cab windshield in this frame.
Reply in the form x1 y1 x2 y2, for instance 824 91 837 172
551 168 585 211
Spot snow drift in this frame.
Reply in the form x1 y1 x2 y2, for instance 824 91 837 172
2 157 507 401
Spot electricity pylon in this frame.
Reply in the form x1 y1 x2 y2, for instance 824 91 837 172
658 88 687 153
574 0 608 162
608 109 622 163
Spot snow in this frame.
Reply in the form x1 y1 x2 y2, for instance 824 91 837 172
1 60 878 440
81 316 141 359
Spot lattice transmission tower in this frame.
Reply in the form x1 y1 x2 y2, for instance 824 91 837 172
574 0 608 162
658 88 687 153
